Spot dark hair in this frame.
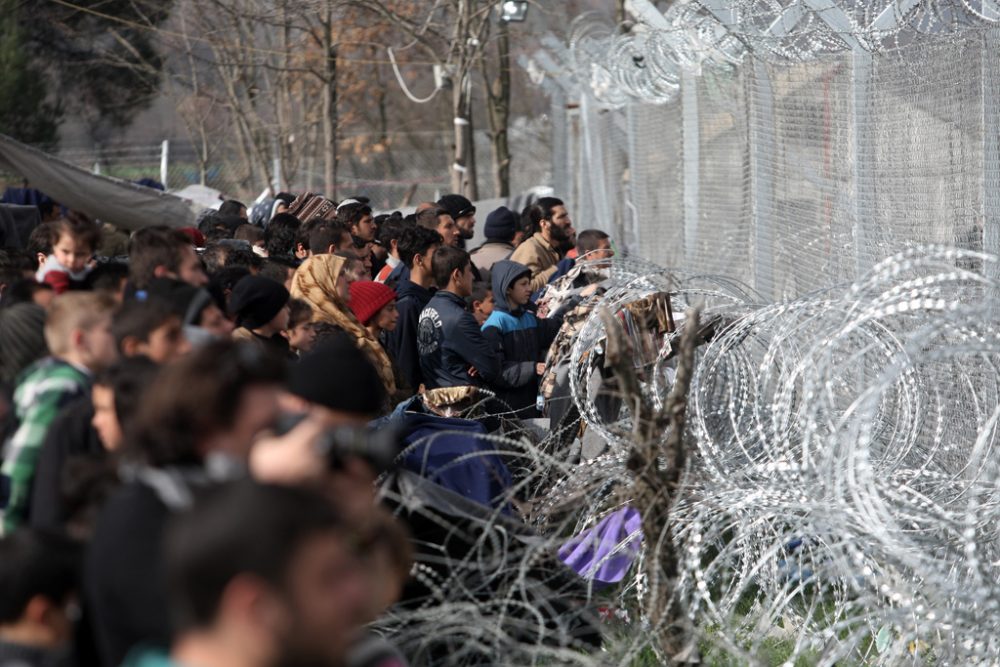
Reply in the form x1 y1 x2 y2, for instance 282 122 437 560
50 213 101 252
471 281 491 304
522 197 565 237
263 213 301 259
576 229 610 256
203 242 259 276
415 207 444 232
309 223 349 256
274 192 295 206
128 227 194 290
0 529 81 623
85 260 130 293
94 356 160 431
127 341 286 467
337 203 373 230
165 481 348 632
207 267 251 315
198 213 242 240
26 222 55 261
112 298 178 351
234 224 264 244
3 279 52 307
258 259 295 286
287 298 312 329
397 226 441 268
431 246 470 289
217 200 247 218
0 249 36 290
376 215 408 251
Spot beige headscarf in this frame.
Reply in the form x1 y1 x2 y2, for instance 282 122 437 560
290 255 397 401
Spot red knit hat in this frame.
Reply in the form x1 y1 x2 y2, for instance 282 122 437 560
349 281 397 325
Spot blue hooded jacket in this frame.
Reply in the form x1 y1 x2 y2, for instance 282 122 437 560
481 260 563 416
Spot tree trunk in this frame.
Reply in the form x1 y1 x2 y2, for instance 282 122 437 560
451 74 478 199
484 19 511 198
322 8 338 199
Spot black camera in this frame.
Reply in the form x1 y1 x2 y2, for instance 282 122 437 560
275 414 401 475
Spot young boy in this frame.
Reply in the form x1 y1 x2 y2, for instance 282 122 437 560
36 215 102 294
481 260 564 418
0 529 81 665
470 281 494 327
284 299 316 356
229 275 294 358
1 291 118 533
112 299 191 364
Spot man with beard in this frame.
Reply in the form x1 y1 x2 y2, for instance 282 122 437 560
510 197 576 293
436 194 476 250
123 481 375 667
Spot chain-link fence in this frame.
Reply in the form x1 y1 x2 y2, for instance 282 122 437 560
539 10 1000 301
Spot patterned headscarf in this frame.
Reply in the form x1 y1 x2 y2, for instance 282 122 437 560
290 255 397 402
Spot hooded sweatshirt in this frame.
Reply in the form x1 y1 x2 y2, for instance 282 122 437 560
384 277 435 392
481 260 563 417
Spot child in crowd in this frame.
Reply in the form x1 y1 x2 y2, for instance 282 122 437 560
470 281 494 327
349 281 398 342
284 298 316 355
36 215 101 294
0 529 81 667
1 291 119 533
481 260 564 418
112 299 190 364
229 275 294 358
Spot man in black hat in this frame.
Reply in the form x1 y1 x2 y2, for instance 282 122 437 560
470 206 522 285
436 194 476 250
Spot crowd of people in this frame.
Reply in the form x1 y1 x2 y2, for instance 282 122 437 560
0 189 618 667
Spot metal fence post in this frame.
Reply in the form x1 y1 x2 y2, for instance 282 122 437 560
682 70 700 263
751 58 775 299
984 30 1000 296
160 140 170 189
852 48 874 279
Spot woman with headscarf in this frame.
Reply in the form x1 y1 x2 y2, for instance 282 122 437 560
290 254 397 410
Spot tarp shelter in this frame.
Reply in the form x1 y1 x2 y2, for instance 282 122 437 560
0 134 203 231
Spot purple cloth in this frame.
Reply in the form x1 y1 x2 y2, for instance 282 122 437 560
558 507 643 587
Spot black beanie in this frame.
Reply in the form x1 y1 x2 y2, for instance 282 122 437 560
229 276 289 329
437 194 475 220
483 206 518 242
288 334 385 415
0 303 48 384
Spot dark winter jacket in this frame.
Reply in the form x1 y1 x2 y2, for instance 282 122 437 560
385 278 435 391
379 397 513 513
29 396 104 533
481 261 563 417
418 291 501 390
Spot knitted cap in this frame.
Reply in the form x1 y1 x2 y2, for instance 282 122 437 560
348 281 397 326
0 303 48 384
483 206 518 242
437 194 475 220
289 335 385 415
229 276 289 329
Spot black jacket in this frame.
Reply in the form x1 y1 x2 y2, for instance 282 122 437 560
29 397 104 533
481 261 562 416
384 278 435 391
85 481 171 667
418 290 501 390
